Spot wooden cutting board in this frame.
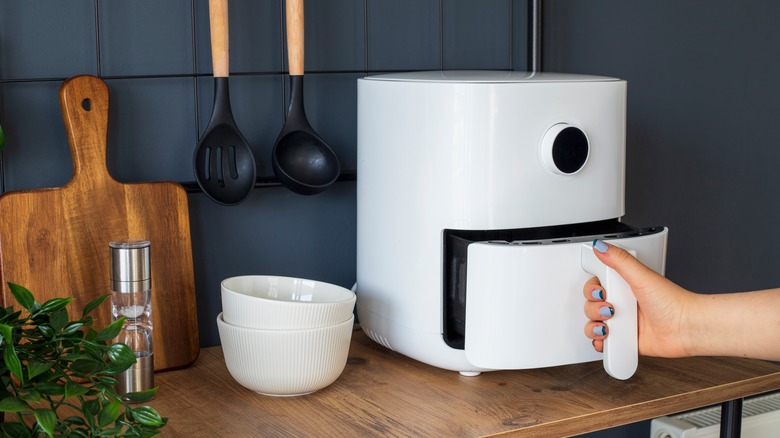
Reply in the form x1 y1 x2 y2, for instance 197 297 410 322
0 75 199 371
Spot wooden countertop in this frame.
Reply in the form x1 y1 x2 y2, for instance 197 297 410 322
148 329 780 437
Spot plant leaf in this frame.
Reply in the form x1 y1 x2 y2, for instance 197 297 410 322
35 382 65 396
83 294 109 318
50 307 69 330
97 398 121 427
82 399 99 429
83 397 100 415
63 416 86 426
98 376 117 386
34 408 57 437
105 343 136 374
107 343 134 362
64 381 90 399
1 421 32 438
81 339 104 359
62 322 85 335
130 406 164 427
19 389 41 403
37 297 72 315
7 283 35 311
27 361 51 380
0 285 168 436
70 358 103 375
36 325 55 339
122 387 158 404
96 318 125 341
96 427 123 436
0 396 30 412
0 309 22 325
0 323 12 345
84 327 98 343
3 343 23 383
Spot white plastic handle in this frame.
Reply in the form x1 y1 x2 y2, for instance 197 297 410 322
581 243 638 380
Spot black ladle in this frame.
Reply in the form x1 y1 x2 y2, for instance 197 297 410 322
272 0 340 196
193 0 256 205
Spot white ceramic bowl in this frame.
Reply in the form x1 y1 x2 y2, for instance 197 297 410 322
221 275 356 330
217 312 353 396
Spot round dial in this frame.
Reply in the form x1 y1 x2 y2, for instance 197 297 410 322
541 124 590 175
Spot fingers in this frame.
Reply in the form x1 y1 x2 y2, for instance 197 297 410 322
583 274 610 354
584 321 608 351
592 239 658 290
584 300 615 321
583 276 604 302
583 276 614 320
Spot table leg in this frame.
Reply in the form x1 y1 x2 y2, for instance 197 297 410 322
720 398 743 438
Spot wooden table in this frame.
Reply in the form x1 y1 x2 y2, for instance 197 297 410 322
148 329 780 437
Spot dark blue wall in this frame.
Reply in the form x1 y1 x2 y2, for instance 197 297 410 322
2 1 776 437
548 2 780 437
546 2 780 295
0 0 531 346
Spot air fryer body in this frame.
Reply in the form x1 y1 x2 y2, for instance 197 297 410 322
356 71 667 374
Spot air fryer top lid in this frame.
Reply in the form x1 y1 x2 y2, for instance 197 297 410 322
361 70 620 84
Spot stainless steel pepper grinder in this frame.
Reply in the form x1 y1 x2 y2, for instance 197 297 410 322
110 240 154 399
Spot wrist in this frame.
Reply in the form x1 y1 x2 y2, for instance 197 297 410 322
678 291 705 357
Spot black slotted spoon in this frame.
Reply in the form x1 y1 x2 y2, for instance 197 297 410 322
193 0 256 205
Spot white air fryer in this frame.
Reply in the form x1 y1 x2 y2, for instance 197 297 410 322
356 71 668 379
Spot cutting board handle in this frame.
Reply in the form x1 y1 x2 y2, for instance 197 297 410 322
59 75 115 190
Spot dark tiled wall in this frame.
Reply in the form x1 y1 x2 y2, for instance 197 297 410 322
546 2 780 297
0 0 529 347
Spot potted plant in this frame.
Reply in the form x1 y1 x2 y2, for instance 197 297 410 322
0 282 166 437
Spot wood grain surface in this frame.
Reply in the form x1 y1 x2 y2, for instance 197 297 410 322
0 75 199 371
148 329 780 437
208 0 229 78
285 0 305 76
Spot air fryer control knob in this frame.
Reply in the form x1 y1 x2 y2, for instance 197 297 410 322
540 123 590 175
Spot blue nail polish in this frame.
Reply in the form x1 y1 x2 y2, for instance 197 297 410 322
599 306 615 318
593 239 609 253
591 289 604 300
593 326 606 336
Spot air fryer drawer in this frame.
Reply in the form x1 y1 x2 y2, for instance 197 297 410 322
442 220 666 358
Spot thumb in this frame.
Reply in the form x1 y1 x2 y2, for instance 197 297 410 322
592 239 660 290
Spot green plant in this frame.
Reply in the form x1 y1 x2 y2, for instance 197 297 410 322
0 283 166 437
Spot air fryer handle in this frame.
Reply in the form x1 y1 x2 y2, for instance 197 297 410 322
581 244 638 380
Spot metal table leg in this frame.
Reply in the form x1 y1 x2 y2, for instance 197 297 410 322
720 398 743 438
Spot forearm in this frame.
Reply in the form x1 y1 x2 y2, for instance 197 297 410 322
684 289 780 361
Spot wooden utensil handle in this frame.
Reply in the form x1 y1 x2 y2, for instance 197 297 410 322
209 0 229 78
59 75 112 188
286 0 304 76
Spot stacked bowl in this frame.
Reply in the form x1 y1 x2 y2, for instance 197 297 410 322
217 275 356 396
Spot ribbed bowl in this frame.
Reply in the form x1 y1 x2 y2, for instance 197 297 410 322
217 312 353 396
221 275 356 330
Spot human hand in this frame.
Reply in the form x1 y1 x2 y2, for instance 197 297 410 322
583 240 694 358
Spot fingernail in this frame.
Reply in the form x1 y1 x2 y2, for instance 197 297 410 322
593 239 609 253
593 325 606 337
591 289 604 300
599 306 615 318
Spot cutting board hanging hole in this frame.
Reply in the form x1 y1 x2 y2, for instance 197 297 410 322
81 98 92 111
